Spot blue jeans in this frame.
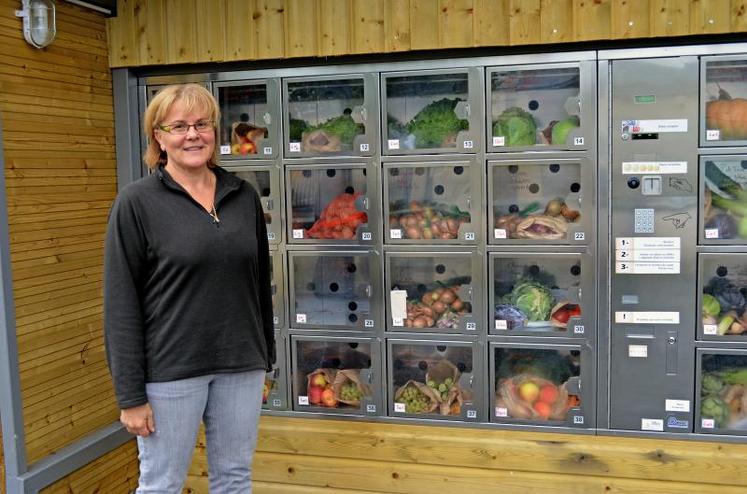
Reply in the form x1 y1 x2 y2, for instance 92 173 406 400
135 369 265 494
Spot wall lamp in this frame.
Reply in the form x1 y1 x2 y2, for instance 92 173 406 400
15 0 56 49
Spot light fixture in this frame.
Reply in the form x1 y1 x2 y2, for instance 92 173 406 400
15 0 56 49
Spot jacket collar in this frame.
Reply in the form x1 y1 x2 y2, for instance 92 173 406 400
155 165 243 206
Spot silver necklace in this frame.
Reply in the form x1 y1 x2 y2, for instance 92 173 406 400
208 204 220 223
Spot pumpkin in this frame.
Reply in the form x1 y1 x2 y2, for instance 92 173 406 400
706 88 747 140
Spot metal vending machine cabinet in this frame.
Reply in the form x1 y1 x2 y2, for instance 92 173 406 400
607 55 699 433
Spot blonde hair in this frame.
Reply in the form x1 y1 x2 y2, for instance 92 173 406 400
142 84 221 170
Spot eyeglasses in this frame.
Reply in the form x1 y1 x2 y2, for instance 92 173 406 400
157 120 214 135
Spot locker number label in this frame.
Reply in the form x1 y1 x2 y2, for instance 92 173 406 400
573 137 585 146
706 130 721 141
463 140 474 149
465 232 475 241
290 142 301 152
574 232 586 241
364 319 374 328
466 322 477 331
573 325 585 334
362 232 372 241
272 399 282 407
220 145 231 154
296 313 307 324
263 147 273 155
273 316 279 325
466 410 477 419
394 402 406 413
360 143 370 152
292 229 304 239
573 415 584 424
298 396 309 406
366 404 377 413
703 324 718 335
267 232 276 241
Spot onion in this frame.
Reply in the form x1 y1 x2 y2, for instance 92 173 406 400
421 306 434 317
432 301 447 314
446 218 459 235
413 317 427 328
405 216 418 228
440 232 453 240
421 293 433 306
425 317 435 327
405 227 421 239
450 298 464 311
430 223 441 236
439 289 456 304
405 318 413 327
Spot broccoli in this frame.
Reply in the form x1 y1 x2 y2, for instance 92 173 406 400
288 117 309 141
405 98 469 148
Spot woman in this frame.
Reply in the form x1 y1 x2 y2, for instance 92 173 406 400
104 83 274 493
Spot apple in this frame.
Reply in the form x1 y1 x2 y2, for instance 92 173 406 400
533 400 552 420
231 143 242 155
308 384 324 405
239 141 256 155
517 381 540 403
321 388 338 407
311 373 327 387
539 384 559 405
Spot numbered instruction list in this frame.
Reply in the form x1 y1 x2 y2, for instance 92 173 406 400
615 237 681 275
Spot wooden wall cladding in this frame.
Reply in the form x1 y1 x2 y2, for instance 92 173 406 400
184 416 747 493
0 0 120 465
39 441 138 494
107 0 747 67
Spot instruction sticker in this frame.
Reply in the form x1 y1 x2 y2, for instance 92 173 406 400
615 311 680 324
622 161 687 174
665 399 690 413
641 418 664 432
390 289 408 322
628 344 648 358
622 119 688 133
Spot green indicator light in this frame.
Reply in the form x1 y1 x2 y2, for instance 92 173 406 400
634 95 656 104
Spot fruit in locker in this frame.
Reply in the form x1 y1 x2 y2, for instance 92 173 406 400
239 141 256 154
321 388 338 407
339 381 364 402
517 380 540 403
398 384 431 413
533 400 552 419
539 383 559 405
262 380 271 403
311 373 328 387
308 385 324 405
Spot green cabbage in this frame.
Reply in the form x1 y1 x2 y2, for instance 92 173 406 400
508 280 554 322
702 294 721 318
492 107 537 146
551 116 580 145
701 396 730 427
405 98 469 148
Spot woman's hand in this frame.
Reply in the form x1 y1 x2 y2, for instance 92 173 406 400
120 403 156 437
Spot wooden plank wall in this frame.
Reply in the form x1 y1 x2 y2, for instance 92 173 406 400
0 2 138 491
107 0 747 68
185 416 747 493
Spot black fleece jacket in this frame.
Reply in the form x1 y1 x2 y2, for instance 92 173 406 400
104 165 275 409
